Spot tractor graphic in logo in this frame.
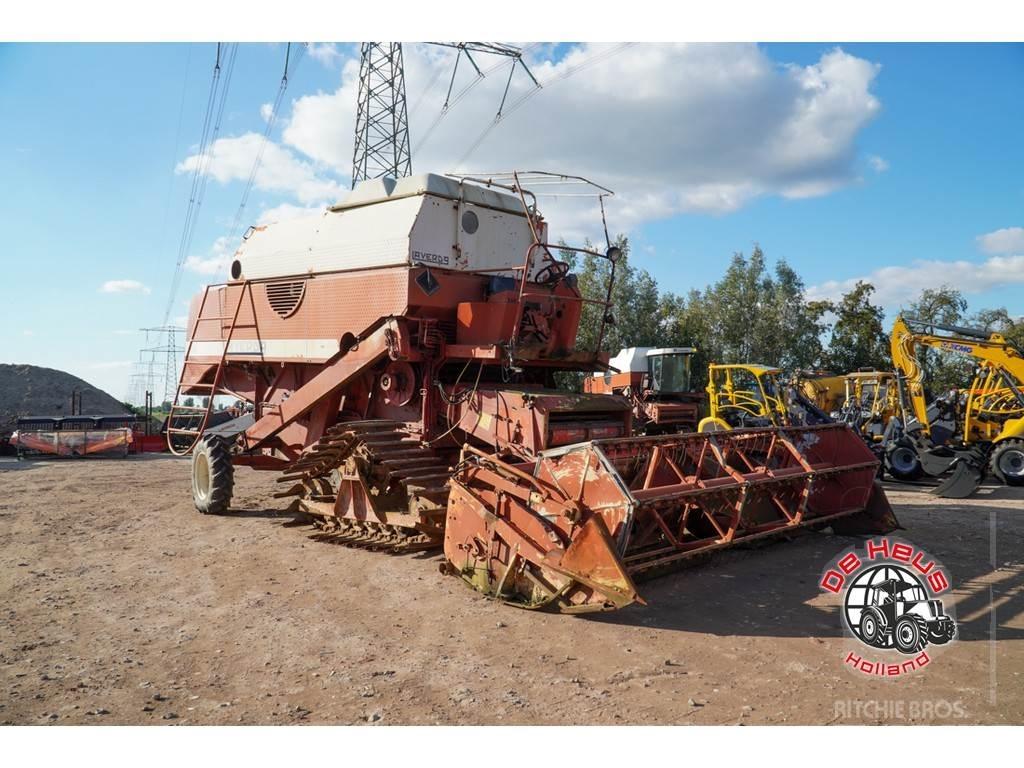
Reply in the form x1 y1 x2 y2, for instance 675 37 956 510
844 565 957 654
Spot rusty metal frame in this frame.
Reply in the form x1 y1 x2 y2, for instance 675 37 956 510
445 424 895 611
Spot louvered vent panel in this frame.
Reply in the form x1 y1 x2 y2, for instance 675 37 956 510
266 280 306 318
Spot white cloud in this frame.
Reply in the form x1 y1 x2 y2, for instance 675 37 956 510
22 329 33 336
258 202 324 225
100 279 151 295
113 329 138 336
88 361 133 370
185 236 235 276
171 44 885 254
307 43 343 67
267 44 882 237
807 254 1024 309
259 102 273 123
280 54 361 173
868 155 889 172
977 226 1024 255
176 132 346 205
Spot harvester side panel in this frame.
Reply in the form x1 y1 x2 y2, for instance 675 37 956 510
183 268 412 366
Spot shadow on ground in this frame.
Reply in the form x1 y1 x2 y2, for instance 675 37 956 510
586 495 1023 644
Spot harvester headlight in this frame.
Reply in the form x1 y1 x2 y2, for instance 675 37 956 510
230 260 242 280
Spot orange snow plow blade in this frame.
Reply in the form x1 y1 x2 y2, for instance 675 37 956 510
444 424 897 613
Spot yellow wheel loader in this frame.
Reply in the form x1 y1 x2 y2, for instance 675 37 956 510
889 315 1024 497
698 363 830 432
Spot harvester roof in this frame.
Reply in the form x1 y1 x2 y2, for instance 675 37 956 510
234 173 539 282
329 173 528 215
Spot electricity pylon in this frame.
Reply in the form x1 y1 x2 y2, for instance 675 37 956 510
350 42 538 187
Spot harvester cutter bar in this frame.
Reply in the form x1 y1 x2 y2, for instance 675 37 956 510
443 424 897 612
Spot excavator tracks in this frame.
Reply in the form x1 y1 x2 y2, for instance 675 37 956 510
275 420 452 554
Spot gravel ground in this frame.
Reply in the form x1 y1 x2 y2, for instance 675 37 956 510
1 455 1021 725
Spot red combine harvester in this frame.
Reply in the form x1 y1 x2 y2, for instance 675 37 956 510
171 171 896 613
585 346 704 434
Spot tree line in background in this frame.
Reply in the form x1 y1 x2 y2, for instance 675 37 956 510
561 237 1024 393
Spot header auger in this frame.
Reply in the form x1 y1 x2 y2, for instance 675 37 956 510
171 171 896 613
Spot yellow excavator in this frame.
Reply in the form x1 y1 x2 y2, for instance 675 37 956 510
698 363 830 432
889 315 1024 497
795 372 849 413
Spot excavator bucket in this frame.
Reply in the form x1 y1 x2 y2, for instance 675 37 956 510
444 424 897 613
930 446 989 498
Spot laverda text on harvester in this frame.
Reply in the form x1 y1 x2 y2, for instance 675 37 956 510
170 172 896 613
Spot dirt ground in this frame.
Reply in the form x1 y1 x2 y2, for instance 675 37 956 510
1 454 1021 725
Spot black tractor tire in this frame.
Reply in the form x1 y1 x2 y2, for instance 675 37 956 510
929 622 956 645
893 615 928 654
191 436 234 515
885 444 924 481
859 610 884 647
989 439 1024 487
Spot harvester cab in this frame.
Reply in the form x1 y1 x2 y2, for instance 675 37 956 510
171 170 896 614
585 346 703 434
858 578 956 653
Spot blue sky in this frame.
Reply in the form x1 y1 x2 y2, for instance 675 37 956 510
1 42 1021 402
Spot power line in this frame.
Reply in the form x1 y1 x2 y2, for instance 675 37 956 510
162 42 239 327
412 43 540 158
154 44 193 269
224 42 306 245
454 43 635 169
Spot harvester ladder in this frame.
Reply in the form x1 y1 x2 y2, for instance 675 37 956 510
166 281 254 456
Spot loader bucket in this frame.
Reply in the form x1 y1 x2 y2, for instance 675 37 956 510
444 424 897 613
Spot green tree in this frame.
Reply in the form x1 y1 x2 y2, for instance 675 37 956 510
820 281 890 372
659 288 714 389
904 286 972 393
760 259 827 370
556 234 660 389
971 306 1024 349
677 246 825 369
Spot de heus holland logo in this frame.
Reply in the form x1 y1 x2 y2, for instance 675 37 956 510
820 538 958 678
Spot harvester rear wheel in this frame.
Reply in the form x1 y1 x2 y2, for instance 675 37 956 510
990 439 1024 487
191 436 234 515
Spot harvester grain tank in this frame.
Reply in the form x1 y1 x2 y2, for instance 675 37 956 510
170 171 896 612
